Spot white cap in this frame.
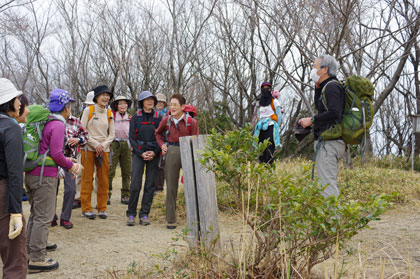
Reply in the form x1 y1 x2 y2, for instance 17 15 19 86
84 91 95 105
0 78 22 105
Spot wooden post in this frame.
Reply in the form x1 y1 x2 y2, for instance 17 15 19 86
179 135 200 247
180 135 221 250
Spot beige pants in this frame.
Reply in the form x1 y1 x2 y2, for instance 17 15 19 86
314 139 346 198
25 175 57 262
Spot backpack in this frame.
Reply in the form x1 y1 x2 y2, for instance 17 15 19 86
253 99 279 125
134 109 160 140
23 105 65 173
88 105 113 124
165 113 193 139
319 76 374 145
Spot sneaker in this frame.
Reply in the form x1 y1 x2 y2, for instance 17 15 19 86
127 216 135 226
46 242 57 252
72 200 81 209
28 258 59 273
166 223 176 229
22 192 28 201
120 196 129 205
60 220 73 229
139 216 150 226
50 220 57 227
83 211 96 219
98 211 107 219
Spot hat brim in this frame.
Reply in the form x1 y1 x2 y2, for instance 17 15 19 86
0 90 23 106
111 99 132 111
93 92 114 103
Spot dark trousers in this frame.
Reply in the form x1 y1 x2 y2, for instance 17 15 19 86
0 179 28 278
154 156 165 191
258 125 275 165
54 169 76 222
126 153 158 218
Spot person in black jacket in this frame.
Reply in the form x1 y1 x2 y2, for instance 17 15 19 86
298 54 345 198
0 78 27 279
126 91 161 226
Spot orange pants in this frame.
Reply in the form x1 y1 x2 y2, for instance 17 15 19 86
81 150 110 213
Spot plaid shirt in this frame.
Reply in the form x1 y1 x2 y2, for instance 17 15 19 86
65 115 88 158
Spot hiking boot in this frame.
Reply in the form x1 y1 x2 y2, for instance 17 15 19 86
50 220 58 227
98 211 107 219
60 220 73 229
127 216 135 226
72 200 81 209
83 211 96 219
166 223 176 230
46 242 57 252
28 258 59 273
120 196 129 205
139 216 150 226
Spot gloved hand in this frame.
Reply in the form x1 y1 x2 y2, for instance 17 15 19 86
57 167 65 179
9 213 23 240
70 163 83 176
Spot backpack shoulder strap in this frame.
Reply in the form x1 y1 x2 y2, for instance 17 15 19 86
107 109 113 124
271 99 276 112
88 105 95 121
137 109 142 117
163 115 171 141
154 110 159 119
320 80 343 110
185 113 192 134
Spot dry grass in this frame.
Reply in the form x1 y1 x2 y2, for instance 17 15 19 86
101 159 420 278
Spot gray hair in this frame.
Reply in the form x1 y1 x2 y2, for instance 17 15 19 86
319 54 339 76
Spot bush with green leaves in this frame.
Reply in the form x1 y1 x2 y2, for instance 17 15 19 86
200 126 391 278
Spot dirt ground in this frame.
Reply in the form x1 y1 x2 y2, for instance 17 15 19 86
2 170 420 278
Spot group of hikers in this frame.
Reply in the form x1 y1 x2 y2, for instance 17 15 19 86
1 54 349 278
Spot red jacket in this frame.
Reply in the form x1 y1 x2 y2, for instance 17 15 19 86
155 114 199 147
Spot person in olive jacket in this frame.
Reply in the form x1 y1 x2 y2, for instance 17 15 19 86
126 91 162 226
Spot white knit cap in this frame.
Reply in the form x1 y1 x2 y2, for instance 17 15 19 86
0 78 22 106
84 91 95 105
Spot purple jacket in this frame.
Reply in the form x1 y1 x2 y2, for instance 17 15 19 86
27 116 74 178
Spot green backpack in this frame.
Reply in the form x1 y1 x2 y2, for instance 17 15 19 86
319 76 374 145
23 105 65 173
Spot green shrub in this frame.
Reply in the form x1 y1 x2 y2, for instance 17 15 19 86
199 126 391 278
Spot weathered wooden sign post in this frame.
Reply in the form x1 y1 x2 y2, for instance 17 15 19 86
179 135 221 250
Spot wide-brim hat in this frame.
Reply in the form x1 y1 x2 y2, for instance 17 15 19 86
84 91 95 105
111 96 133 111
294 122 312 142
0 78 23 106
138 91 157 107
156 93 167 103
93 85 114 103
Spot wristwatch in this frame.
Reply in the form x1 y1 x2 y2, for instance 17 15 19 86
310 116 315 123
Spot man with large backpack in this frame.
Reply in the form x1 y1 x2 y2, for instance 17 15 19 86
25 89 83 273
155 94 199 229
298 55 346 198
